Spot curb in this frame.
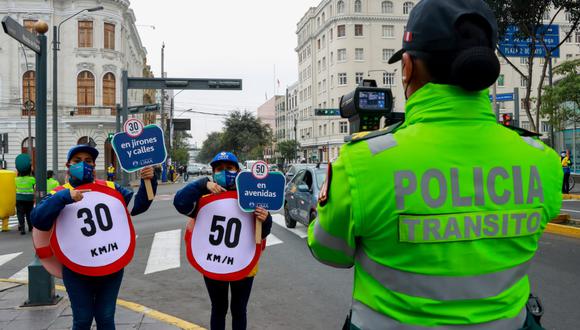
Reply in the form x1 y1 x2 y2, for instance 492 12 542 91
545 223 580 239
0 279 205 330
562 194 580 200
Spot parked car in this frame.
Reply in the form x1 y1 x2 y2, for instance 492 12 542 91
201 164 212 175
188 163 204 176
283 168 327 228
285 163 327 182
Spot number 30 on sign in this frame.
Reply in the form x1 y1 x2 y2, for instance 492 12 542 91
123 118 144 138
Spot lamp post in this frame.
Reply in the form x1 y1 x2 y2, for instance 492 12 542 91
52 6 103 178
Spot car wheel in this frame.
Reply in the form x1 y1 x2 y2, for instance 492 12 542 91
284 205 296 228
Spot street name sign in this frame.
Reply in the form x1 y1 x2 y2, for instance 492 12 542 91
1 16 40 53
499 25 560 58
489 93 515 102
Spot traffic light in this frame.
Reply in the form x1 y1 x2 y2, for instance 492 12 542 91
501 113 513 126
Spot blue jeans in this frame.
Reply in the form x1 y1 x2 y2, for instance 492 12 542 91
63 267 124 330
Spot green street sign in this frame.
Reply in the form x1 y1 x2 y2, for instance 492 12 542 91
108 133 115 140
128 103 160 114
315 108 340 116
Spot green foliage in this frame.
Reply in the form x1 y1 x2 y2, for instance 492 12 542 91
541 59 580 130
170 131 192 166
197 132 226 163
277 140 300 163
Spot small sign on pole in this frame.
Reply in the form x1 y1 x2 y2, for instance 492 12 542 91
111 118 167 200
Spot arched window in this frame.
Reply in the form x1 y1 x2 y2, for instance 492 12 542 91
403 2 414 15
382 1 393 14
322 12 326 22
103 73 116 115
22 71 36 116
77 71 95 115
354 0 362 13
337 0 345 14
77 136 96 147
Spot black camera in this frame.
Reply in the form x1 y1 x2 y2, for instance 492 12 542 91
339 80 403 135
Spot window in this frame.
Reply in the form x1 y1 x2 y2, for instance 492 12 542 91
576 31 580 43
322 35 326 47
403 2 414 15
78 21 93 48
497 74 505 87
543 10 551 21
337 0 345 14
23 20 37 33
340 121 348 134
520 57 529 65
382 25 394 38
382 1 393 14
541 121 550 132
104 23 115 50
354 24 363 36
520 76 528 87
22 71 36 116
103 73 116 114
322 12 326 22
338 48 347 61
330 52 334 65
338 73 347 85
317 39 321 50
318 60 321 73
382 48 394 61
383 72 395 86
355 48 364 60
322 57 326 69
354 0 362 13
317 17 321 27
77 71 95 115
356 72 364 85
337 25 346 37
566 11 572 22
330 28 333 41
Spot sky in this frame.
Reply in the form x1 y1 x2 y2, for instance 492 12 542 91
130 0 322 147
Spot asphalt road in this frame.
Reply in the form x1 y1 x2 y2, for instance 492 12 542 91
1 181 579 329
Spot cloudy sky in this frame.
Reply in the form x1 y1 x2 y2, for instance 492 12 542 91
130 0 321 147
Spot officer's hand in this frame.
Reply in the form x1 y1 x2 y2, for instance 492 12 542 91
70 189 90 202
206 181 226 194
254 207 269 223
140 167 154 180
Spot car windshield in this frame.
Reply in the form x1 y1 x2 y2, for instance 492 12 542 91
315 170 327 189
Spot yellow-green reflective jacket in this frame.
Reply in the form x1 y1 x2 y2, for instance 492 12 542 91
308 83 562 329
15 175 36 201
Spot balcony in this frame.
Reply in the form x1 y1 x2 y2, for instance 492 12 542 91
61 106 117 126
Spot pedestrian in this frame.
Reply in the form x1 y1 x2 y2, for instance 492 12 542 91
561 151 572 194
308 1 562 329
173 151 272 330
169 164 175 183
31 144 157 330
47 170 60 192
107 163 115 182
15 153 35 235
183 165 189 182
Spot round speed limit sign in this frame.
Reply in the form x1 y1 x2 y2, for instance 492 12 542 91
123 118 144 138
251 161 269 180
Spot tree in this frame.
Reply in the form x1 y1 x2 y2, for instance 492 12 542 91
198 132 226 163
485 0 580 132
221 111 273 161
170 131 192 166
277 140 300 163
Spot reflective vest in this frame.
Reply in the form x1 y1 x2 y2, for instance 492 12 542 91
15 175 36 201
47 178 60 192
107 166 115 174
308 83 562 329
561 156 571 168
50 179 116 195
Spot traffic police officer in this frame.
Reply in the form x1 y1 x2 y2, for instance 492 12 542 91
15 153 35 235
307 0 562 329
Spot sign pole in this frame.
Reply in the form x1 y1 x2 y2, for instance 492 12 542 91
122 71 129 187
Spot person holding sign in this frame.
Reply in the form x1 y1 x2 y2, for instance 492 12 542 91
31 144 157 330
174 151 272 330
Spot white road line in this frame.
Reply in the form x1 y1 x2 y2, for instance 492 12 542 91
266 234 283 247
10 266 28 281
144 229 181 275
561 209 580 213
0 252 22 267
272 214 308 238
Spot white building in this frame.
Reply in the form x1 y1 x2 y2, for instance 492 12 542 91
293 0 580 162
0 0 149 177
285 81 299 142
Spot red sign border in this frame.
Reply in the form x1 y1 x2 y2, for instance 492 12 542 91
123 118 145 138
50 183 136 277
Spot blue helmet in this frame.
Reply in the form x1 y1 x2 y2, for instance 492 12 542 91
210 151 240 169
67 144 99 163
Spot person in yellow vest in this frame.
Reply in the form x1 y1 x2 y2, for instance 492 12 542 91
107 163 115 182
47 170 60 192
561 150 572 193
15 153 35 235
308 0 562 329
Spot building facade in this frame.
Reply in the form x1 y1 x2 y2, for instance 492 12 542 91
0 0 149 176
292 0 580 162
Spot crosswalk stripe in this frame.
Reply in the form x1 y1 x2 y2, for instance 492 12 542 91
0 252 22 267
272 215 308 238
10 266 28 281
144 229 181 275
266 234 283 247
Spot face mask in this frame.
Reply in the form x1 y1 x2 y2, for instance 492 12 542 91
69 161 95 186
213 170 238 190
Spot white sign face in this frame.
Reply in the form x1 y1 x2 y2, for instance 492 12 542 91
54 192 131 267
251 161 269 180
190 197 256 274
123 118 144 138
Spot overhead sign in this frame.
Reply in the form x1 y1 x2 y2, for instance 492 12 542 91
167 118 191 131
489 93 515 102
128 78 243 90
128 103 160 115
1 16 40 53
315 108 341 116
112 122 167 173
236 169 286 212
498 25 560 58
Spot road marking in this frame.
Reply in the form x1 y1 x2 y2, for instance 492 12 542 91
266 234 283 247
144 229 181 275
560 208 580 213
10 266 28 281
272 214 308 238
0 252 22 267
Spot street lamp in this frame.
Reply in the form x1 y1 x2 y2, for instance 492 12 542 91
52 6 103 177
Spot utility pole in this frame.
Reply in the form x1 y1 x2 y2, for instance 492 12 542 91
160 43 167 182
294 118 298 163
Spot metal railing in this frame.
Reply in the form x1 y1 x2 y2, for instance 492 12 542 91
68 106 116 116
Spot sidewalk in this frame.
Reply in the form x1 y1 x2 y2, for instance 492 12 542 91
0 280 203 330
